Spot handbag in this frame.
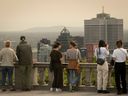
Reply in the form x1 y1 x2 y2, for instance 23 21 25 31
97 58 105 65
96 49 105 65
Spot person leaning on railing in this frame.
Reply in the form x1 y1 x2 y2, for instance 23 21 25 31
112 40 128 95
49 42 63 92
94 40 110 94
16 36 33 91
66 41 81 92
0 40 18 91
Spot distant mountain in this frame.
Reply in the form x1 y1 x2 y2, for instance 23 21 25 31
23 26 84 35
0 26 84 49
22 26 84 43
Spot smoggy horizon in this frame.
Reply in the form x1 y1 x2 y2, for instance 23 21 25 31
0 0 128 31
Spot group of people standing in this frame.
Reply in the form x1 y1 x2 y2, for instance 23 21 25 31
95 40 127 95
50 39 127 95
49 41 81 92
0 36 33 91
0 36 127 95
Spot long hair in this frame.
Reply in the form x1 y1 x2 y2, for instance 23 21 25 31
98 40 106 54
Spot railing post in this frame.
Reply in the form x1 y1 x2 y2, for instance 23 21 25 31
80 67 83 85
107 66 113 87
32 67 39 85
48 69 54 87
85 65 91 86
38 67 45 85
93 65 97 86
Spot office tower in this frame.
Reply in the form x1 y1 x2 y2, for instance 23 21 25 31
84 10 123 50
56 27 71 52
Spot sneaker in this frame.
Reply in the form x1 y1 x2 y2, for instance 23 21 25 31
117 91 122 95
50 88 54 92
102 90 110 94
10 88 16 91
122 90 127 94
2 89 7 92
24 89 31 91
56 88 62 92
97 90 103 93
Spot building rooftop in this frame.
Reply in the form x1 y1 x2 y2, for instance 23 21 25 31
61 27 70 34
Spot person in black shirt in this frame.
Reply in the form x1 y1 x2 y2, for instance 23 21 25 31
49 42 63 92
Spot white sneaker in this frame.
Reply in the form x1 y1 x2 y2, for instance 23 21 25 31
50 88 54 92
56 88 62 92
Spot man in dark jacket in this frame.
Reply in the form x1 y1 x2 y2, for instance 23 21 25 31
16 36 33 91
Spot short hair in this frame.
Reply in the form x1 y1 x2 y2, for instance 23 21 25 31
5 40 11 47
116 40 123 48
20 36 26 41
52 42 61 49
70 41 77 47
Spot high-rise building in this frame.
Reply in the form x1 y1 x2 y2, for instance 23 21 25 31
84 10 123 50
56 27 71 52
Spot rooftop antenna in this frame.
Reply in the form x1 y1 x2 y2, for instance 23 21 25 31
102 6 104 13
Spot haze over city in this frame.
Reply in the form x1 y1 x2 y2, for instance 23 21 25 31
0 0 128 31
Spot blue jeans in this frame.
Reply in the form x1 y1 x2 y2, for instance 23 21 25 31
68 70 80 85
1 67 13 86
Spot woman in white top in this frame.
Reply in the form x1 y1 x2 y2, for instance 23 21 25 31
95 40 109 94
112 40 128 95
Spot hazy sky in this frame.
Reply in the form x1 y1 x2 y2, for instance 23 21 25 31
0 0 128 31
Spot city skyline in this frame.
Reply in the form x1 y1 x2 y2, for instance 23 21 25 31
0 0 128 31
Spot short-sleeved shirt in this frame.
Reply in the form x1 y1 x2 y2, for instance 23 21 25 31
95 47 109 59
50 50 62 69
66 48 81 60
112 48 128 62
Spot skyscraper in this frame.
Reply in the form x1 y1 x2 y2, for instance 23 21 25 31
84 9 123 50
56 27 71 52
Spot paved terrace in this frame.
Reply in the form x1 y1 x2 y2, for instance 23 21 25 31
0 62 128 96
0 90 127 96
